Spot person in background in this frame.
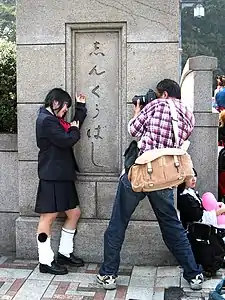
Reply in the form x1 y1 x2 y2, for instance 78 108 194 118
177 169 203 230
215 76 225 112
218 110 225 146
178 169 225 228
35 88 87 275
214 75 224 97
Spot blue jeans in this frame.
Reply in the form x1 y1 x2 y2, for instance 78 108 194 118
99 173 202 281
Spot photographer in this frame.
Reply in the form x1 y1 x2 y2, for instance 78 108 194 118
97 79 204 291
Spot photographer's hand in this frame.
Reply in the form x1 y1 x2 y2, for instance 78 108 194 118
133 100 142 117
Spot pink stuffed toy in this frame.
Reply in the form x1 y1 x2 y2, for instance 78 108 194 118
202 192 218 211
202 192 225 225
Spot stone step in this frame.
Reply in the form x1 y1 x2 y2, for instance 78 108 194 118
16 217 176 265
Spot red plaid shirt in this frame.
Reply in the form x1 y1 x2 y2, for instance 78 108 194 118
128 98 195 154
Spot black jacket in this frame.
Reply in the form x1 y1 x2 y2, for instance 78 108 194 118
219 126 225 144
36 103 87 181
177 189 204 229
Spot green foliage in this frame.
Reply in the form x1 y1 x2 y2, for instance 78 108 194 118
0 0 16 132
182 0 225 76
0 39 16 133
0 1 15 42
0 1 15 4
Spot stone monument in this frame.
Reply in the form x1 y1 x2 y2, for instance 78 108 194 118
16 0 186 264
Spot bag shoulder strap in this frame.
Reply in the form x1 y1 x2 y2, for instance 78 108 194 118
167 99 179 148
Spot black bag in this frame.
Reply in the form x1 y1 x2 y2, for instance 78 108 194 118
187 222 225 275
124 141 139 173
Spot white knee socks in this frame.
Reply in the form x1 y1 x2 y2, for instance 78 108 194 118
37 233 54 266
58 228 76 258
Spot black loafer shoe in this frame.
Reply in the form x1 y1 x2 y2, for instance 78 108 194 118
39 259 68 275
57 252 84 267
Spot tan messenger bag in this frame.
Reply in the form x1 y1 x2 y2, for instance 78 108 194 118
128 148 194 192
128 100 194 192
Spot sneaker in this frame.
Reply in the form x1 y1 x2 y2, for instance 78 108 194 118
189 273 204 290
96 274 117 290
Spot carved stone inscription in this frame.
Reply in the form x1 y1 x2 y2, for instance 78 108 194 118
74 32 120 174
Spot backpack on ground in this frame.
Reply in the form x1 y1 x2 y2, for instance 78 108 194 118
187 222 225 276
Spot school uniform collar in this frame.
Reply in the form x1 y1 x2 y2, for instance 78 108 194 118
181 188 201 203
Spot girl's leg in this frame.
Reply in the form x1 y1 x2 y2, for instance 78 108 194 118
64 206 81 230
37 212 58 235
37 212 67 274
58 207 84 266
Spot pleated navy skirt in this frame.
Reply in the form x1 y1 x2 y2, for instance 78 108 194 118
35 180 80 213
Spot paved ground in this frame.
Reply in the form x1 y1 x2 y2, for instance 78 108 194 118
0 256 224 300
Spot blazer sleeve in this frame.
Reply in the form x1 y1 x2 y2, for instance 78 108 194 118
72 102 87 129
43 117 80 148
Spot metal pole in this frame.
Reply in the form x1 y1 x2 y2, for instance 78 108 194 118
179 0 183 80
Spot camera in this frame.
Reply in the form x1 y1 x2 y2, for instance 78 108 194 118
132 89 157 106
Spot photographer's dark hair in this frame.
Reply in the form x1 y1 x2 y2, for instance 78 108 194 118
156 79 181 99
44 88 72 112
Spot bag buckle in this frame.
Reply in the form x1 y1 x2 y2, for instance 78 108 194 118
174 155 180 168
147 162 152 175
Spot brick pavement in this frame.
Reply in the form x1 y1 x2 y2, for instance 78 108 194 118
0 256 224 300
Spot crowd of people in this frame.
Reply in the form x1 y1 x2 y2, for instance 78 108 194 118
215 76 225 202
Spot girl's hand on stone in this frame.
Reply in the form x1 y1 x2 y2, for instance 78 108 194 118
76 93 86 103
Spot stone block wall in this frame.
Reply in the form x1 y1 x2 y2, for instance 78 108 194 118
0 134 19 255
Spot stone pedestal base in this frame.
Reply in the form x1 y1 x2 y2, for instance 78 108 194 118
16 217 176 266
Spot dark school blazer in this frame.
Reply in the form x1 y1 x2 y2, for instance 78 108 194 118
36 103 87 181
